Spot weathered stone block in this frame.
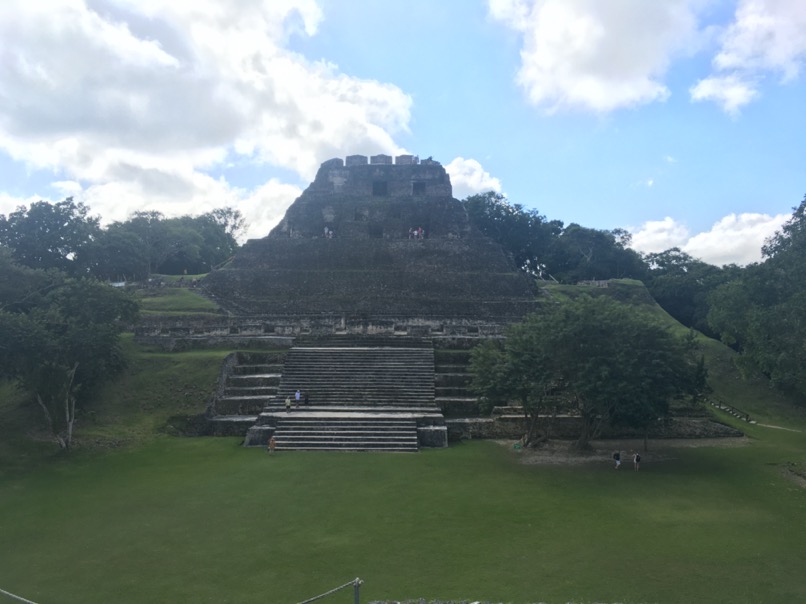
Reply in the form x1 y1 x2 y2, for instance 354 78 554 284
417 426 448 448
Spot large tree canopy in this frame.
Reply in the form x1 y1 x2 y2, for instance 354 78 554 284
0 198 101 275
471 295 704 449
543 224 648 283
644 248 741 338
462 192 646 283
708 196 806 401
112 207 243 275
462 192 563 277
0 252 139 450
0 201 244 280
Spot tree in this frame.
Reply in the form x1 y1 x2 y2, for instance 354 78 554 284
543 224 648 283
0 253 139 450
463 191 563 277
76 226 150 281
708 196 806 400
470 329 560 447
470 295 703 449
0 198 101 275
114 211 171 276
112 208 243 275
0 245 58 312
644 248 739 338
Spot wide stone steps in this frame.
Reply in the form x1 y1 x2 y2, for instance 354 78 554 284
272 417 418 452
231 364 284 375
276 346 435 408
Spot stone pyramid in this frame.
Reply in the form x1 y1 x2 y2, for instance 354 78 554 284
203 154 538 335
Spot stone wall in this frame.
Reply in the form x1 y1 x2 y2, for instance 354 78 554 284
204 236 539 318
134 314 510 349
446 416 743 442
293 155 451 202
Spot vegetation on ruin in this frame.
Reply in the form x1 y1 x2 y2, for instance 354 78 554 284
136 284 220 315
470 294 706 449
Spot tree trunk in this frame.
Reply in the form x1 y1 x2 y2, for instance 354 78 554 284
62 363 79 452
35 363 79 452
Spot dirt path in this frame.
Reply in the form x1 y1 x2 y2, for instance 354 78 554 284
755 423 802 433
506 437 751 466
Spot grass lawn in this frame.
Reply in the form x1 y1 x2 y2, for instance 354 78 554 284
1 428 805 604
136 285 220 315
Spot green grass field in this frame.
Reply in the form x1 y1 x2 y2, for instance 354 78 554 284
2 282 806 603
1 423 805 603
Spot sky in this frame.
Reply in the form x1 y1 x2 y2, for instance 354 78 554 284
1 0 804 266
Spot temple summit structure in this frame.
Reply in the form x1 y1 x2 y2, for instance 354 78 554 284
203 154 539 329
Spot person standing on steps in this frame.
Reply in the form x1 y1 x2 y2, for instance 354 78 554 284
613 450 621 469
285 395 291 413
633 451 641 471
295 389 301 407
304 391 310 406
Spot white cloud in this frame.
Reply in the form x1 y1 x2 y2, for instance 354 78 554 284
488 0 700 113
689 74 759 115
714 0 806 79
0 192 42 215
630 217 691 254
445 157 503 199
239 180 304 240
0 1 411 232
52 170 301 242
692 0 806 113
683 212 788 265
629 212 788 265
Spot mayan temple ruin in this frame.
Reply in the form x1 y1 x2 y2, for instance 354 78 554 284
138 154 542 451
203 153 539 322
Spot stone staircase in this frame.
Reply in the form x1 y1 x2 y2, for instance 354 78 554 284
434 348 478 417
208 351 285 436
272 415 419 452
267 339 434 409
242 336 447 451
212 352 285 415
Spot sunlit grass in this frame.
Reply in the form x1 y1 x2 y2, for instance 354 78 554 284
136 285 220 313
1 436 805 604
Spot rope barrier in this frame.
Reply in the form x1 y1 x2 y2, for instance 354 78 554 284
297 577 363 604
0 587 40 604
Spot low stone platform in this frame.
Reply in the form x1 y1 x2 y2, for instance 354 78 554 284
244 409 447 451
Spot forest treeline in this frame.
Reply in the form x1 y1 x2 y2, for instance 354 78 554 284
0 198 244 280
463 191 806 404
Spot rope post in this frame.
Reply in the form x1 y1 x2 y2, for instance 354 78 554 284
353 577 363 604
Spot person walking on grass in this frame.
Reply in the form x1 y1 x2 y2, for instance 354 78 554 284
633 451 641 471
613 450 621 469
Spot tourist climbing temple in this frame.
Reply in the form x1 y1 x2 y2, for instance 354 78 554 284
136 154 542 451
